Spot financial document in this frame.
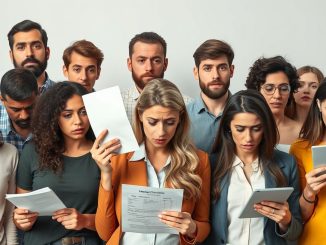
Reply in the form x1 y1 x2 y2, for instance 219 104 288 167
121 184 184 234
6 187 66 216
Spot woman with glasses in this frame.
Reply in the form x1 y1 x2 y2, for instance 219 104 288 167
287 66 324 127
246 56 300 145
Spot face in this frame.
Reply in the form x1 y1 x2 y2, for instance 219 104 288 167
1 94 37 130
58 94 90 142
194 56 234 99
260 71 290 116
140 105 180 150
128 42 168 91
10 29 49 78
293 72 319 108
230 112 263 156
63 51 100 92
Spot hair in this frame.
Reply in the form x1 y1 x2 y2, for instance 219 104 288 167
1 68 38 101
8 20 48 50
300 82 326 145
193 39 234 67
245 56 299 93
133 78 202 199
32 82 95 173
211 90 287 200
129 32 167 58
63 40 104 68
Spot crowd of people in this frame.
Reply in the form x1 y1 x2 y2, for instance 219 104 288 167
1 19 325 245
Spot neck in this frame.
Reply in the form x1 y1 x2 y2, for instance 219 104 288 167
236 151 258 165
12 124 30 140
273 112 286 126
294 105 309 125
201 91 229 117
37 72 46 89
145 141 169 172
63 137 92 157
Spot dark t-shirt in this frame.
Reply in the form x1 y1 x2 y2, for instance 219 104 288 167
16 143 101 245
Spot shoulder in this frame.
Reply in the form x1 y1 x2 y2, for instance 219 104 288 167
195 149 210 171
1 142 18 154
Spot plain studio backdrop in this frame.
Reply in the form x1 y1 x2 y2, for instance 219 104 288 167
1 0 326 97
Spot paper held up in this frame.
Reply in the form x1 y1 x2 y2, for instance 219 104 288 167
82 86 139 154
6 187 66 216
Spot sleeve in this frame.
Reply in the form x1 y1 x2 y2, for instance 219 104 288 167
181 151 211 244
289 143 307 191
16 144 35 190
4 146 19 244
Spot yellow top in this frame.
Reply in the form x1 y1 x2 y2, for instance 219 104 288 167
290 139 326 245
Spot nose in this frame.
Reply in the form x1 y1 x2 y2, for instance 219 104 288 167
73 113 82 125
19 109 30 119
145 60 153 72
272 87 282 98
80 69 87 81
212 67 220 80
157 122 166 136
25 45 33 57
244 129 253 142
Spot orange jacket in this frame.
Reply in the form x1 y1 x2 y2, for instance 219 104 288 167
95 150 211 245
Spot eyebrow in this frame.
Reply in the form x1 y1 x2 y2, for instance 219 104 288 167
234 123 262 127
15 40 42 46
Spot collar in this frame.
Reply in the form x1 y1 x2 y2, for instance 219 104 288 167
232 155 260 172
131 86 140 101
194 90 231 116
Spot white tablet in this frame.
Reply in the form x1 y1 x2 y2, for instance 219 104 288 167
312 145 326 168
238 187 294 218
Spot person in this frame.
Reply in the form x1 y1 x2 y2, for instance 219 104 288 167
0 134 19 245
7 20 55 94
92 79 210 244
204 90 302 245
287 66 324 127
187 39 234 153
245 56 300 145
289 82 326 244
63 40 104 92
14 82 102 245
0 68 38 153
121 32 191 122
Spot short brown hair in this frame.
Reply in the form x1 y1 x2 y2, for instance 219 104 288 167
193 39 234 67
63 40 104 68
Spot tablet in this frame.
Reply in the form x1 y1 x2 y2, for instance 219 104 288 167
312 145 326 168
238 187 294 218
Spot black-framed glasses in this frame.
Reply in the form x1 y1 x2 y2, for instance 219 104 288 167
261 84 291 95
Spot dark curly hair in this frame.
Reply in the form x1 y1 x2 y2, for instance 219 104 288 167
245 56 299 94
32 82 95 173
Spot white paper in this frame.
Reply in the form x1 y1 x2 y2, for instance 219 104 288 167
82 86 139 154
121 184 184 234
5 187 66 216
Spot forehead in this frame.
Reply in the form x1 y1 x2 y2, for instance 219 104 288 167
199 56 229 67
5 94 36 107
299 72 319 83
231 112 261 125
13 29 43 44
142 105 179 118
68 51 98 67
132 41 164 57
265 71 289 85
64 94 84 109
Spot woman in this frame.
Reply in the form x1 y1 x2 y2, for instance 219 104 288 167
287 66 324 126
204 90 302 245
290 82 326 244
246 56 300 145
91 79 210 244
14 82 102 244
0 133 18 245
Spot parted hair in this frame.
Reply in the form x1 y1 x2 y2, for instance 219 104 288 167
212 90 287 200
133 78 202 199
32 82 94 173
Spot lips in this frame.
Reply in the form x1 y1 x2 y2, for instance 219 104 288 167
72 128 84 134
301 96 311 101
154 139 167 145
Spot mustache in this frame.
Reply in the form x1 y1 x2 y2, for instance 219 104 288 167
15 118 31 129
21 57 41 66
208 80 225 86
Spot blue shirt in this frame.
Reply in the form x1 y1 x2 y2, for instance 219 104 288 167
186 96 224 153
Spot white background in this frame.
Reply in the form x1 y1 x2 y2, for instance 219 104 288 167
1 0 326 97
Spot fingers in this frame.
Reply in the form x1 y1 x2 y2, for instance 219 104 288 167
159 211 195 236
254 201 291 224
14 209 39 229
91 129 108 151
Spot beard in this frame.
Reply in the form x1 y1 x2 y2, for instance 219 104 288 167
199 77 230 99
14 118 31 129
131 69 165 91
13 56 48 78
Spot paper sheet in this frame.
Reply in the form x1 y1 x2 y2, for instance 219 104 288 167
6 187 66 216
121 184 184 234
82 86 139 154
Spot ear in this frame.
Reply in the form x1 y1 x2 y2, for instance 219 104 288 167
317 99 321 111
9 50 13 62
230 64 235 78
96 67 101 80
127 57 132 72
63 65 69 78
0 95 5 105
163 58 168 71
45 47 50 60
193 66 199 81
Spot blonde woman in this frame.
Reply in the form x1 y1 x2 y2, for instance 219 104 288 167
91 79 211 245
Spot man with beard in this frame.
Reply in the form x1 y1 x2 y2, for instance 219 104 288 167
7 19 55 94
187 39 234 153
0 68 38 153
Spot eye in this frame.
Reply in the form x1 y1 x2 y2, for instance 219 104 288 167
148 119 157 126
11 108 21 112
62 113 72 119
73 67 81 73
137 59 145 64
32 43 42 50
88 68 96 73
219 65 228 71
153 58 162 64
310 83 318 89
203 66 211 72
235 126 244 132
16 44 25 51
165 120 176 126
280 85 290 92
79 109 87 115
263 84 275 92
252 126 262 132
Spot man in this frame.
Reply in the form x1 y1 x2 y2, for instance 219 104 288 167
8 19 55 94
187 39 234 153
63 40 103 92
0 68 38 153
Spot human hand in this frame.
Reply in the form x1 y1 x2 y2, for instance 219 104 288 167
13 208 39 231
159 211 197 238
304 166 326 198
52 208 88 230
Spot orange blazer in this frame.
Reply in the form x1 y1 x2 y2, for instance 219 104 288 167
95 149 211 245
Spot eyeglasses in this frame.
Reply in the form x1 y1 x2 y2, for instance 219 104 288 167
261 84 291 95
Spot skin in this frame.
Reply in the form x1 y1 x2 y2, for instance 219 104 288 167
63 51 100 92
14 95 97 231
193 56 234 116
91 105 197 238
127 42 168 92
230 112 292 232
9 29 49 88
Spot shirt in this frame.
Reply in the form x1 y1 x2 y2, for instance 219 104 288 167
120 144 179 245
227 156 265 245
38 73 55 94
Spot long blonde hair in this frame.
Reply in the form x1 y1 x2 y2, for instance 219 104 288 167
133 79 202 200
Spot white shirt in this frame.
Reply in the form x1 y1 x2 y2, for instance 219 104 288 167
227 156 265 245
120 144 179 245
